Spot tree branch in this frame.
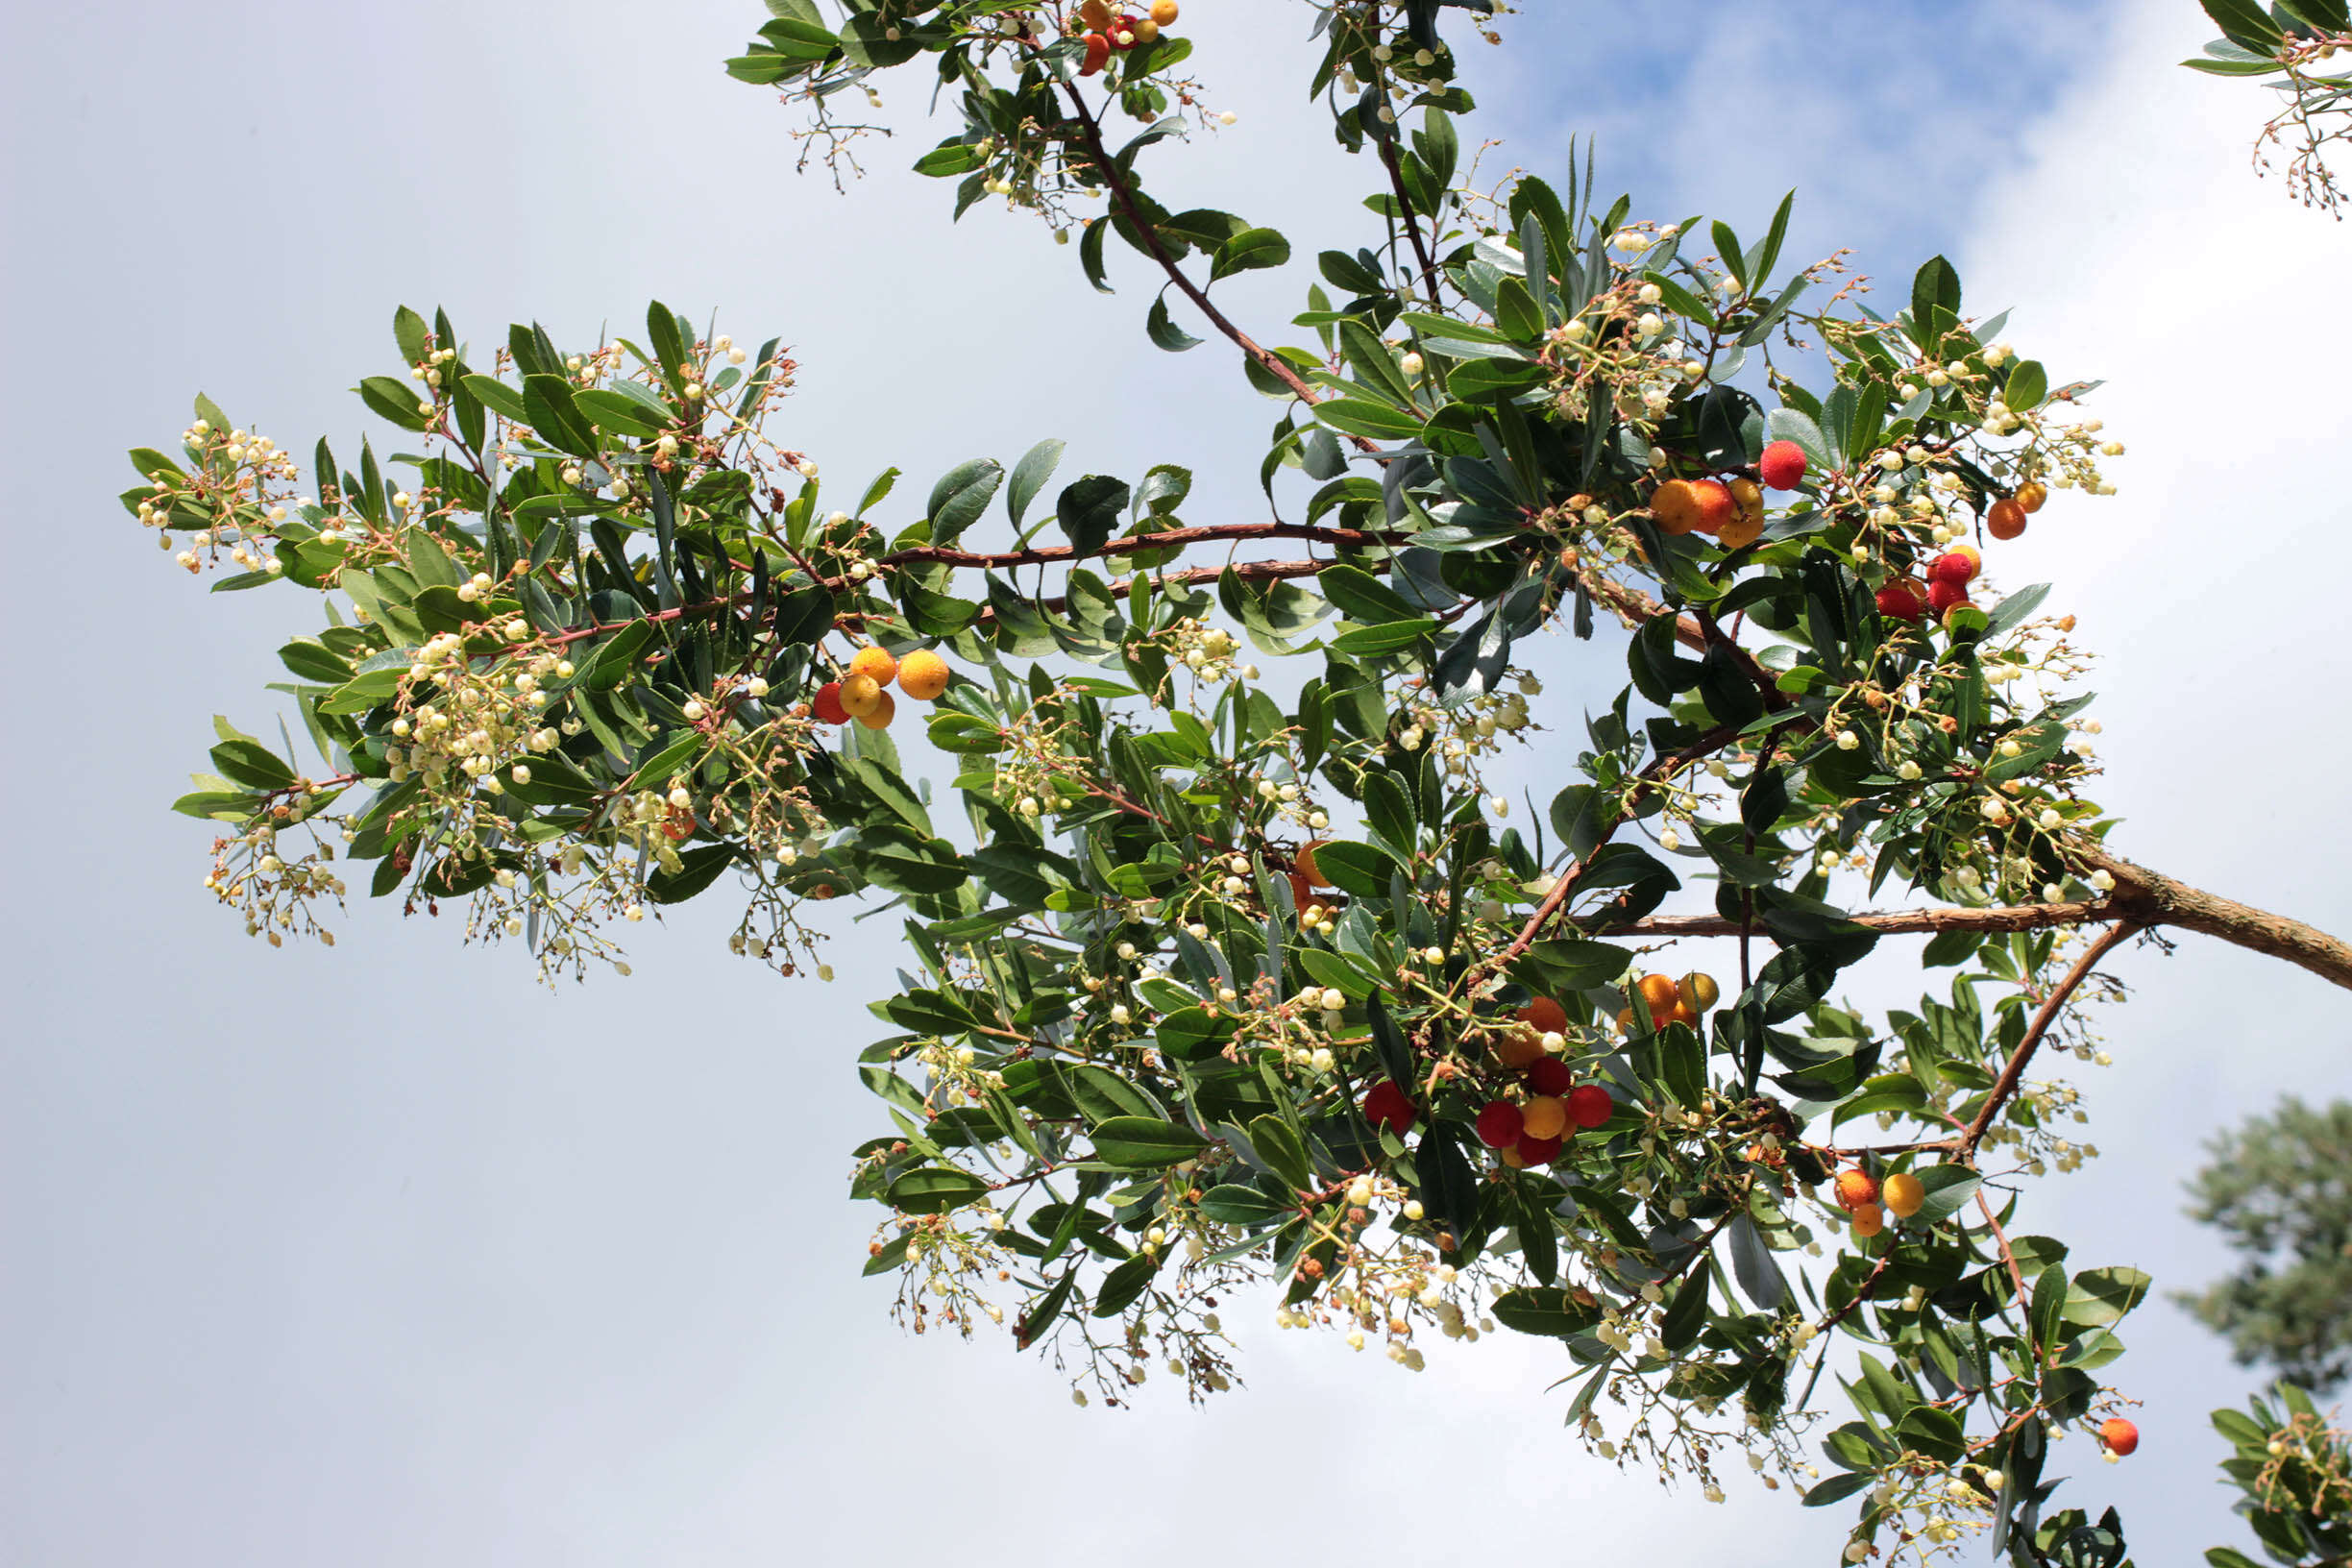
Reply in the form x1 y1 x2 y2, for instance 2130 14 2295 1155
1957 919 2141 1159
2079 844 2352 992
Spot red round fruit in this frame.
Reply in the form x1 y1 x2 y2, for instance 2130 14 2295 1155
1566 1084 1613 1129
1362 1079 1417 1135
1475 1099 1525 1149
1109 12 1143 47
1515 1132 1564 1166
1929 549 1979 586
813 681 851 725
1758 439 1808 491
1926 578 1971 616
1527 1057 1575 1096
1874 582 1926 623
2099 1417 2139 1456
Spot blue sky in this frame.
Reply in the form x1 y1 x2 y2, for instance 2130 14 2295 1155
4 2 2346 1564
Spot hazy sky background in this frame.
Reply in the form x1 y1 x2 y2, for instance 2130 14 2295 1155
4 2 2346 1563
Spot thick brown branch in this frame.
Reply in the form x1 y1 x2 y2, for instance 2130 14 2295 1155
1614 900 2110 941
2078 844 2352 992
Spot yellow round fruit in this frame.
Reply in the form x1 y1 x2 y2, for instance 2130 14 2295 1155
1851 1203 1885 1239
2016 480 2047 514
1520 1096 1568 1140
837 673 883 717
897 648 951 701
856 690 896 730
1651 478 1705 536
1493 1028 1547 1069
1716 512 1765 551
1882 1171 1926 1219
848 646 898 687
1133 16 1160 41
1678 971 1720 1011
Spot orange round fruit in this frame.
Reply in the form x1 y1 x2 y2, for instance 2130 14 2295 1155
1636 972 1678 1020
1520 1095 1569 1140
1833 1167 1879 1212
1518 995 1568 1036
897 648 951 700
1296 839 1330 889
1850 1203 1885 1239
1668 999 1699 1029
837 673 883 718
2098 1417 2139 1456
856 690 896 730
2016 480 2047 514
1150 0 1178 21
1882 1171 1926 1219
848 646 898 687
1651 479 1705 536
1079 31 1110 73
1987 498 2027 540
1493 1028 1547 1069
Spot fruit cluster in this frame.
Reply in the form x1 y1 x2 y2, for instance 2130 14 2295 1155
812 644 954 730
1076 0 1179 76
1830 1164 1929 1242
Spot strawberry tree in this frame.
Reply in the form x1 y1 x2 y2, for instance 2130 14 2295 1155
124 3 2352 1562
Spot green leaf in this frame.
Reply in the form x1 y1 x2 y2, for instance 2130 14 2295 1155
459 375 529 424
208 737 295 791
887 1166 988 1213
1802 1471 1876 1508
1309 840 1404 900
356 376 434 432
522 375 601 457
1090 1115 1209 1168
1210 227 1291 282
1247 1113 1311 1191
1090 1254 1160 1317
2201 0 2287 49
1147 291 1203 352
1199 1184 1291 1227
573 388 669 438
1006 438 1065 529
926 457 1003 546
1491 1286 1600 1338
1314 398 1424 440
647 843 736 903
1660 1266 1708 1351
2062 1265 2151 1328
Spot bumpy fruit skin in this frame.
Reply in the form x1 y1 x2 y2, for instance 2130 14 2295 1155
1850 1203 1886 1239
1930 547 1980 585
1080 0 1114 25
2099 1417 2139 1456
1636 972 1678 1021
813 681 850 725
1362 1080 1417 1135
1834 1167 1880 1212
838 672 883 717
1882 1171 1926 1219
1493 1028 1547 1069
1987 498 2027 540
1515 1133 1563 1167
1109 12 1143 47
1651 478 1705 535
1716 509 1765 551
1875 582 1927 623
1079 31 1110 73
1520 1096 1568 1140
1527 1057 1575 1097
896 648 950 700
1926 578 1971 616
1690 478 1737 534
1518 995 1568 1035
848 646 898 687
1150 0 1178 21
1678 972 1720 1009
1758 439 1808 491
856 690 896 730
1476 1099 1525 1149
1286 870 1316 916
2016 480 2047 514
1567 1084 1613 1129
